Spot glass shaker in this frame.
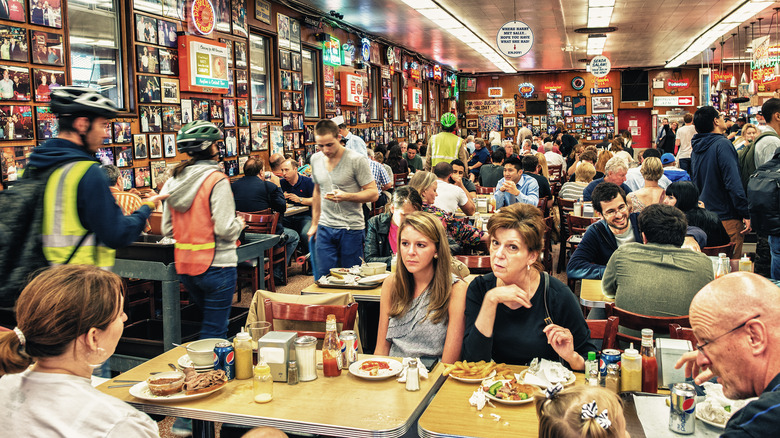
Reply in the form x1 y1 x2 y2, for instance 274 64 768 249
294 335 318 381
405 359 420 391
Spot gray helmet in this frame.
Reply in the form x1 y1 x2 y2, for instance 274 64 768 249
176 120 223 154
50 86 118 119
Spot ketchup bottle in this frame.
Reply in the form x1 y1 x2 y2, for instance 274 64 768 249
322 314 341 377
640 328 658 393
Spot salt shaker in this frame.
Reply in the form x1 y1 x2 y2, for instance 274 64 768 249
287 360 298 385
405 359 420 391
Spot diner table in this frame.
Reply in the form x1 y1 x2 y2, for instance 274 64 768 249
579 279 613 309
98 346 446 438
284 204 309 217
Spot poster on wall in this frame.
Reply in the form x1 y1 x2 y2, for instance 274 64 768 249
340 72 363 106
478 114 502 132
407 87 422 111
289 18 300 52
572 96 587 115
231 0 247 37
277 14 290 50
254 0 271 24
178 35 229 93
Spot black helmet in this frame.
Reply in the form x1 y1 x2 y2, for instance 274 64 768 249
50 86 118 119
176 121 223 154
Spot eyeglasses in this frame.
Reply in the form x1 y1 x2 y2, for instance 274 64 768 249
696 314 760 355
602 204 628 219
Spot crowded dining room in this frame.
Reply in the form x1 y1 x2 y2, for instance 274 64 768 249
3 0 780 437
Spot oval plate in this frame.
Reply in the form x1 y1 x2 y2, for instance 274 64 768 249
177 355 214 371
449 370 496 383
483 380 537 405
695 410 726 430
518 368 576 387
129 381 225 402
348 358 403 380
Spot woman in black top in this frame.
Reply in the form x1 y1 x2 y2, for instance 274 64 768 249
462 203 596 367
386 145 409 175
664 181 730 248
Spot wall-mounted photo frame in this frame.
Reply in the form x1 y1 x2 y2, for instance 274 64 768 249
138 75 161 103
157 18 177 48
466 119 477 129
162 105 181 132
254 0 271 24
279 50 291 70
139 105 161 132
30 0 62 28
158 48 178 75
231 0 247 37
503 117 516 128
0 0 26 23
150 160 167 188
95 147 114 166
161 77 179 103
180 98 192 124
236 70 248 98
134 0 162 15
119 168 134 188
32 68 64 102
250 121 267 151
291 52 301 72
116 147 133 168
35 105 57 139
136 45 159 74
0 65 29 101
0 25 28 62
148 133 162 158
224 129 237 157
163 133 176 157
591 96 613 114
134 166 150 187
113 121 131 143
237 100 248 126
238 127 249 155
234 41 247 69
214 0 231 33
29 30 62 66
134 14 157 44
223 98 235 127
133 134 148 159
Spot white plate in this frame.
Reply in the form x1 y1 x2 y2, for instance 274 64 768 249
128 381 225 402
483 380 537 405
357 273 391 285
695 410 727 430
178 355 214 371
448 370 496 383
348 358 403 380
518 368 576 387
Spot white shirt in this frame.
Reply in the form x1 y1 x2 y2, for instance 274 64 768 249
0 370 159 437
544 151 565 167
625 166 671 191
675 124 696 159
433 179 468 213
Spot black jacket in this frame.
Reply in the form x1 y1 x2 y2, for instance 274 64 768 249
364 213 393 269
691 132 750 221
567 213 642 280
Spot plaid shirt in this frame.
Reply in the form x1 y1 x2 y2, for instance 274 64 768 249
368 159 391 192
111 188 151 232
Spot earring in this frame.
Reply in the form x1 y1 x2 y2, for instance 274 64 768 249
434 254 438 259
86 347 108 368
527 264 531 271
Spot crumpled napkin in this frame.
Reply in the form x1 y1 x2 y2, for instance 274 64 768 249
522 358 574 388
396 357 429 382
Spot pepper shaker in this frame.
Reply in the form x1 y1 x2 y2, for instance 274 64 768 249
405 359 420 391
287 360 298 385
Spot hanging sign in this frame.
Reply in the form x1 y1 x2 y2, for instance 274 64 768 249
653 96 695 106
189 0 216 35
342 42 355 65
386 47 396 66
433 65 442 81
518 82 534 98
543 85 562 92
666 78 690 88
590 87 612 94
340 72 363 106
322 36 341 66
408 87 422 111
713 72 733 82
409 62 421 81
178 34 229 92
571 76 585 90
488 87 503 97
496 20 533 58
590 56 611 78
361 38 371 62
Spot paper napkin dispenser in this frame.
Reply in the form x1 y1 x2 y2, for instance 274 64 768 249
258 331 297 382
656 337 692 388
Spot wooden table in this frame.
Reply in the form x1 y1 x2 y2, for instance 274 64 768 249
98 347 445 438
301 275 479 302
284 205 309 217
579 279 614 309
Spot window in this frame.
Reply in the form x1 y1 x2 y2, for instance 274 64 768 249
249 34 272 116
68 0 124 108
421 82 428 122
392 73 400 121
302 48 319 118
369 66 379 120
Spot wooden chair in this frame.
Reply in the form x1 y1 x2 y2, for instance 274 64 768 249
556 198 576 273
669 323 698 346
537 197 550 217
701 242 736 258
370 202 386 217
605 302 690 345
454 255 492 274
394 172 408 187
543 216 554 273
236 211 284 296
562 214 599 289
476 185 494 195
548 164 563 183
263 299 358 339
586 316 619 351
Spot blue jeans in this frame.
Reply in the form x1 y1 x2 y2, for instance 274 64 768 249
283 214 312 254
179 267 237 339
314 225 365 278
679 158 691 174
769 235 780 280
276 226 300 279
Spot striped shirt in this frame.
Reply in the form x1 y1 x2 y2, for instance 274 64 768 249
111 189 151 232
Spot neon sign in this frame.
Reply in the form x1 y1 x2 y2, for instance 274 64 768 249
518 82 534 98
323 36 341 66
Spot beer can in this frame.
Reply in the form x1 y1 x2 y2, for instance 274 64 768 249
669 382 696 434
214 341 235 381
339 330 359 369
599 349 621 383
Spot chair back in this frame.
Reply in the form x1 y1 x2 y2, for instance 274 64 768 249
568 214 599 236
263 298 358 339
586 316 619 351
605 302 690 345
394 172 408 187
537 197 549 217
669 323 698 346
543 216 554 273
701 242 735 258
548 164 563 182
454 255 492 274
238 211 278 235
148 211 163 235
476 186 494 195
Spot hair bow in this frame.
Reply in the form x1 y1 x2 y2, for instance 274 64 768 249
581 400 612 430
545 383 564 399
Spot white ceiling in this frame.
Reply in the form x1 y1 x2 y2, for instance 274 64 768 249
293 0 780 72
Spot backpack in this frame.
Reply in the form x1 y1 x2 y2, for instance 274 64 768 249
747 152 780 236
739 131 780 190
0 162 89 307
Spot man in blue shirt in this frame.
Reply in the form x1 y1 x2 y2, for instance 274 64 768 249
493 155 539 208
332 115 367 157
279 159 314 254
467 138 490 182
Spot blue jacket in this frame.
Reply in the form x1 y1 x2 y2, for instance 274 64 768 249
582 178 633 202
567 213 642 280
664 168 691 183
691 132 750 221
27 138 151 249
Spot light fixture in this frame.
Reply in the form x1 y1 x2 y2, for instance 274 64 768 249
666 0 774 68
731 33 738 87
587 34 607 55
740 26 749 85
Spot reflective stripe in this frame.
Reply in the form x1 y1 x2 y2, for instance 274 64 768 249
41 233 98 248
430 134 461 166
175 242 216 251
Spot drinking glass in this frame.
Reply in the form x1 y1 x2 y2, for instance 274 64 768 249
247 321 271 364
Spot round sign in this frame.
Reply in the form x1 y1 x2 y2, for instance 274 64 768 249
361 38 370 62
518 82 534 98
386 47 396 65
496 21 534 58
191 0 215 35
590 56 611 78
571 76 585 90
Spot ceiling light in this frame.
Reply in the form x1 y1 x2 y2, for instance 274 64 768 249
402 0 437 8
589 0 615 6
587 34 607 55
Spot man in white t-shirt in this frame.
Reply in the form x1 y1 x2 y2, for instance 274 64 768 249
675 113 695 173
431 162 475 214
543 142 565 167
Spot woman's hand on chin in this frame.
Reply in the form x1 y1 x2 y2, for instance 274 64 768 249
487 284 532 310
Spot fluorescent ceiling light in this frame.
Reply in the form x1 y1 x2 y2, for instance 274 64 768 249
587 15 611 28
589 0 615 6
402 0 437 8
417 8 451 21
587 6 613 28
587 35 606 55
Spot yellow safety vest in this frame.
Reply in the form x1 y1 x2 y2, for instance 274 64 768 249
430 132 462 167
42 161 115 267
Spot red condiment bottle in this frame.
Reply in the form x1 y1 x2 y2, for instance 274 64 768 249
322 314 341 377
640 328 658 393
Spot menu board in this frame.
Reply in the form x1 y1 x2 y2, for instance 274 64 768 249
340 72 363 106
178 35 229 93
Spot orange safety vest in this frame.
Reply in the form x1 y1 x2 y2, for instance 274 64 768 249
171 171 227 276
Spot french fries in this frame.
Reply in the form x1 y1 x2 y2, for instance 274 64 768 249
442 360 513 380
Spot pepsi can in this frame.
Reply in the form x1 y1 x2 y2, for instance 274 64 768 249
339 330 358 369
669 382 696 434
214 341 235 381
599 349 621 385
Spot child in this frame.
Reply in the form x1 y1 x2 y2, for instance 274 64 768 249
536 385 629 438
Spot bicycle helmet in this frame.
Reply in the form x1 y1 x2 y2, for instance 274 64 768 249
50 86 118 119
440 112 457 128
177 120 223 154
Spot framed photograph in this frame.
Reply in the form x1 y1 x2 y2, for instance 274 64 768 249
0 65 29 101
280 71 291 90
277 13 290 50
180 98 192 124
29 30 62 66
238 127 249 155
289 18 300 52
236 70 248 98
234 41 246 69
219 39 233 68
224 129 236 157
163 133 176 157
223 69 234 97
35 106 57 139
279 50 291 70
157 19 177 48
291 72 302 91
231 0 247 37
116 147 133 168
0 25 28 62
148 133 162 158
136 45 159 74
281 91 291 111
113 121 131 143
466 119 477 129
119 168 134 188
250 121 267 151
214 0 231 33
291 52 301 72
138 75 161 103
139 105 161 133
134 14 158 44
29 0 62 28
162 0 183 19
161 77 179 103
95 147 114 165
133 134 148 159
223 99 235 127
162 105 181 132
210 100 223 119
192 98 209 121
255 0 271 24
0 0 25 22
32 69 64 102
293 92 302 112
503 117 516 128
158 48 178 75
134 166 150 188
150 160 167 188
102 122 112 144
236 100 248 126
591 96 613 114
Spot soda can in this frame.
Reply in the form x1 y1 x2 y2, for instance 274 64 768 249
339 331 359 369
669 382 696 434
214 341 235 381
599 349 621 383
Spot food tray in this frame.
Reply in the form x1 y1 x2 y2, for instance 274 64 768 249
315 280 382 290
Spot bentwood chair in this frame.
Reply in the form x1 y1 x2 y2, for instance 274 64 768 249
669 323 698 346
454 255 493 274
548 164 563 183
393 172 408 187
263 298 358 340
701 242 736 259
556 198 576 273
605 303 690 346
475 185 495 195
586 316 619 351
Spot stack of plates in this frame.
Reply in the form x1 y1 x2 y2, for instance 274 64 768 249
178 354 215 372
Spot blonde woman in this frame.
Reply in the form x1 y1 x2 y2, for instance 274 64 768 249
733 123 758 151
535 151 549 179
627 157 665 213
559 161 596 201
375 211 466 362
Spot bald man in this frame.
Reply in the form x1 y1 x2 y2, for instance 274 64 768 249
676 272 780 436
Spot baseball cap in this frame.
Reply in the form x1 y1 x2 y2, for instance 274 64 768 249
440 112 457 128
331 115 345 127
661 153 676 165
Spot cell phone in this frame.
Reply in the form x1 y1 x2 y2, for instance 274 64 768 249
419 356 439 372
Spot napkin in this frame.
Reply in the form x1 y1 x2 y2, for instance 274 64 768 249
632 394 720 437
522 358 574 388
396 357 429 382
